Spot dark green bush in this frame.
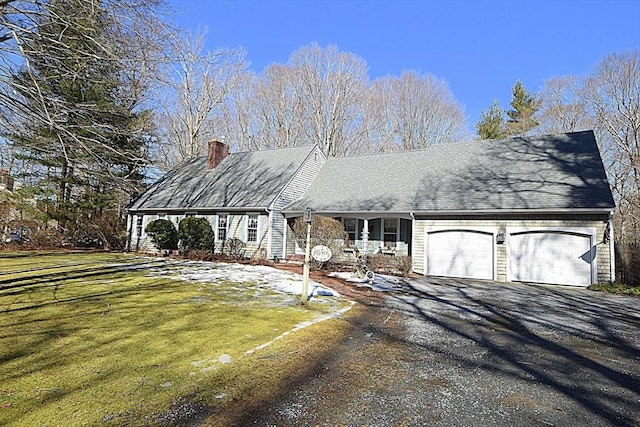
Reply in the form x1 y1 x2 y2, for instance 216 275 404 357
145 219 178 250
178 217 214 252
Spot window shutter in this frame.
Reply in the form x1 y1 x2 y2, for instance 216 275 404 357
239 215 247 242
233 215 247 242
228 214 235 239
258 215 266 243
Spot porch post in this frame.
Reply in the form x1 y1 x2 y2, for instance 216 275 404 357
361 219 369 256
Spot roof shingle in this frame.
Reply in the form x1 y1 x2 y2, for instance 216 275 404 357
129 145 317 211
285 131 614 213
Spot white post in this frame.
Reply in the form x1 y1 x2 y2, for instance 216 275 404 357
301 221 311 305
361 219 369 256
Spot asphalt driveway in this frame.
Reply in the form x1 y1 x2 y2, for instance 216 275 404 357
244 276 640 426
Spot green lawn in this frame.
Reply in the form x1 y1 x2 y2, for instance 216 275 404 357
0 252 350 426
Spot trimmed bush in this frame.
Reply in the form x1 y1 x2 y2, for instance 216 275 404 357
178 217 214 252
145 219 178 250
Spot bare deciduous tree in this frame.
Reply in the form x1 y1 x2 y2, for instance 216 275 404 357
252 64 306 150
219 44 466 156
289 43 368 156
582 51 640 257
367 71 466 151
154 29 246 169
535 75 594 135
219 43 370 156
216 71 257 153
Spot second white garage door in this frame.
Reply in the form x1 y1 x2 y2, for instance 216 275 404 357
508 229 594 287
426 230 494 280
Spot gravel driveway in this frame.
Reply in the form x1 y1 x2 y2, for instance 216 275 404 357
245 276 640 426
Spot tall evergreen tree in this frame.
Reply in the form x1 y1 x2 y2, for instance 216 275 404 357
476 100 507 140
506 80 540 136
6 0 156 247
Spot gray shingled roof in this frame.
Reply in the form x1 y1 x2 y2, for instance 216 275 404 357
285 131 614 213
129 145 316 211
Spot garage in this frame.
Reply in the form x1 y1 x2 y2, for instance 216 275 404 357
426 229 495 280
508 228 595 287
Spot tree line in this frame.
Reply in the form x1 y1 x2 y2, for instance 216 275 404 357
0 1 637 283
157 41 467 168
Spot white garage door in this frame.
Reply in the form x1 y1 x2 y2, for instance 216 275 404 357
426 230 494 280
509 231 593 286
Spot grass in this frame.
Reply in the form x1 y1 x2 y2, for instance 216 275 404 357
588 282 640 297
0 252 351 426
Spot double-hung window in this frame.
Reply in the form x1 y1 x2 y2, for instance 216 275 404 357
344 218 357 243
217 214 228 241
383 218 398 244
136 216 143 237
247 215 258 243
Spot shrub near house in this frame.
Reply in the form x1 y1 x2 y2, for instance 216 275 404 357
145 219 178 251
178 217 214 252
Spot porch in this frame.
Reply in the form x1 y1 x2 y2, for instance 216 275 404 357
286 216 412 260
337 217 412 257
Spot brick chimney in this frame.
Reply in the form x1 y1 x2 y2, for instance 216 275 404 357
207 139 229 169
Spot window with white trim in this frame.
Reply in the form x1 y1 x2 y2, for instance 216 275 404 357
247 214 258 243
383 218 398 243
136 216 143 237
218 214 228 241
344 218 357 243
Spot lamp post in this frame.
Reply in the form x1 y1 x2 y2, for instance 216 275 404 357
301 207 315 305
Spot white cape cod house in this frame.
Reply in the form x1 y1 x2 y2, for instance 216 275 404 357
127 131 615 287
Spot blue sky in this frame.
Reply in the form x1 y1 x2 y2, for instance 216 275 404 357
168 0 640 132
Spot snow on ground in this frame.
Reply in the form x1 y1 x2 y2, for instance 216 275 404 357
153 260 357 359
164 260 339 298
328 271 408 292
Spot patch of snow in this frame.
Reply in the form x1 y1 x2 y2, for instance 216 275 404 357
218 354 232 364
166 261 340 298
328 271 406 292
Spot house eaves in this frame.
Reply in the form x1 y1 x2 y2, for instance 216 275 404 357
129 206 270 214
282 207 614 218
410 207 614 216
